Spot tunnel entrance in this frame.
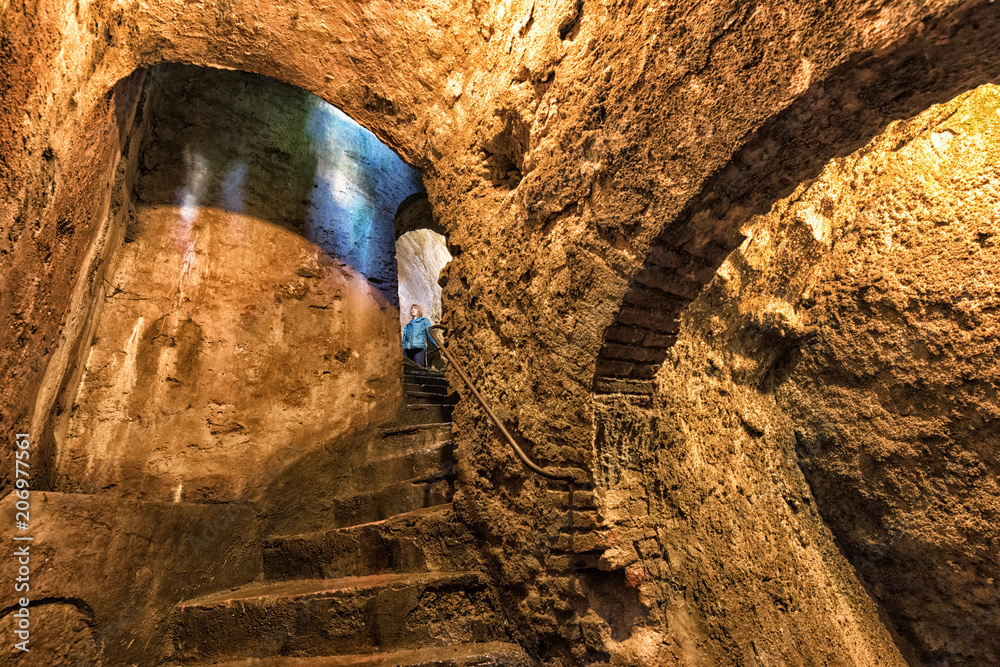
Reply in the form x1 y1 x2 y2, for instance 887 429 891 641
393 193 451 370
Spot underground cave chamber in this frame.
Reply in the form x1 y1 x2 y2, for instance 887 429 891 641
4 2 1000 665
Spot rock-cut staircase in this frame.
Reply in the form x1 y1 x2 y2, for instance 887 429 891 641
164 362 535 667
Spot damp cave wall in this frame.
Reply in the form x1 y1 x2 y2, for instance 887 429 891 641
51 63 424 504
2 0 1000 665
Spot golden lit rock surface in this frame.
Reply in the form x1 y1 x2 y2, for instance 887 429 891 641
0 491 260 666
663 83 1000 665
776 86 1000 664
52 65 418 503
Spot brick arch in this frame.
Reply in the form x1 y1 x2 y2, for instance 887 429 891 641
593 1 1000 396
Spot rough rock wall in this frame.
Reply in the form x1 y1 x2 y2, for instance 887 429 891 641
592 1 1000 394
0 0 483 496
772 86 1000 664
431 2 998 664
0 491 260 666
575 88 1000 666
635 85 1000 665
53 65 420 502
0 61 149 495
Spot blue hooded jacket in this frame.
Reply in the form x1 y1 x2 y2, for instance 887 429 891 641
403 316 436 351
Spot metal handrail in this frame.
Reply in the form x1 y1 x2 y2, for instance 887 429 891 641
428 325 577 483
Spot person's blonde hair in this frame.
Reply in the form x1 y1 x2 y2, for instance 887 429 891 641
410 304 424 318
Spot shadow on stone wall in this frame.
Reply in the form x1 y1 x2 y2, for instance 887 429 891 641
594 0 1000 396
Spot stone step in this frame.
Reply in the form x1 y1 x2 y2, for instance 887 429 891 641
404 390 458 406
374 424 453 461
364 439 455 478
264 504 479 581
404 377 450 391
403 369 449 386
168 572 504 664
185 641 537 666
317 472 456 530
399 403 453 426
315 443 456 513
404 381 449 394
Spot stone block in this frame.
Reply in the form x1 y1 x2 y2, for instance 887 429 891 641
0 491 260 666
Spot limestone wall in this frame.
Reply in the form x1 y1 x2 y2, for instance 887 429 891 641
773 87 1000 664
51 65 422 502
0 492 260 665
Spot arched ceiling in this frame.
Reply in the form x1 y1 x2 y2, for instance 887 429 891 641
394 192 445 239
593 0 1000 395
4 1 1000 664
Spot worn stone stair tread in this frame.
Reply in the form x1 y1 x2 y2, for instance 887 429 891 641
404 382 450 393
404 404 453 414
268 503 452 541
264 504 479 580
403 366 446 376
404 381 450 391
370 425 454 462
404 377 447 383
330 502 453 532
405 397 458 407
404 388 448 399
179 571 476 608
399 404 454 426
356 466 454 491
405 391 458 403
326 468 455 505
403 370 449 379
376 426 452 447
382 423 453 436
367 444 454 468
187 642 537 666
341 442 455 496
170 571 504 662
403 365 445 374
314 471 455 528
403 374 448 386
368 438 453 462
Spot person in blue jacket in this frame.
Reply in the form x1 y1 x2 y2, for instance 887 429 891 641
402 304 436 367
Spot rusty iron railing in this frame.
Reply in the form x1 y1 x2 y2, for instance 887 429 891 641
428 325 577 483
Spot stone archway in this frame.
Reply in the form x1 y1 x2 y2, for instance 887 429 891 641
393 192 445 240
6 1 1000 664
591 1 1000 396
51 63 426 503
393 191 451 325
586 4 1000 662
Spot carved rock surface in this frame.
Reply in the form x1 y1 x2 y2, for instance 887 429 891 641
0 491 260 666
774 85 1000 665
53 66 419 502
